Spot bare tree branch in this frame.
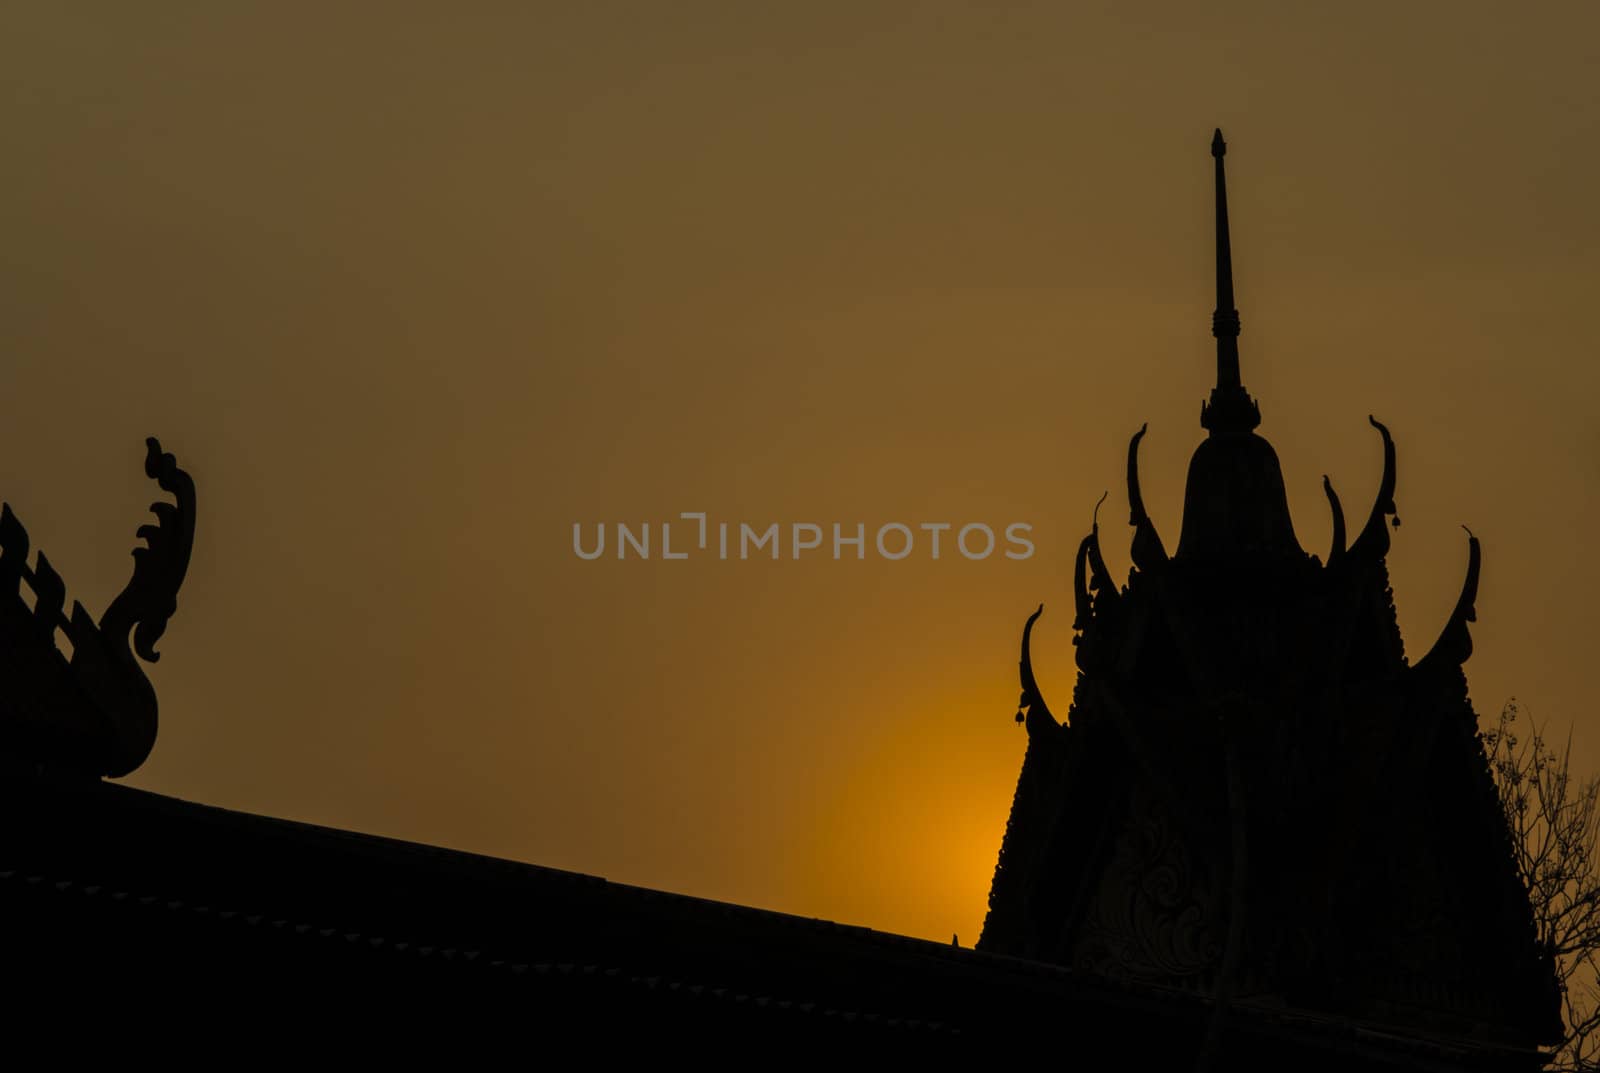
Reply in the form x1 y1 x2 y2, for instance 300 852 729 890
1484 699 1600 1072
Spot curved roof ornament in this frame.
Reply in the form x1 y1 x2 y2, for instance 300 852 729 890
100 438 197 666
1322 475 1347 567
0 437 196 778
1087 491 1117 599
1350 416 1399 560
1076 493 1119 634
1016 604 1058 735
1072 536 1093 632
1127 425 1169 571
1414 527 1481 673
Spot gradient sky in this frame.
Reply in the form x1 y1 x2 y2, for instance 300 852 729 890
2 3 1597 945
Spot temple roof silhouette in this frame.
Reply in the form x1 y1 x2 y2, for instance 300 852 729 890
0 773 1557 1064
983 130 1559 1066
0 132 1561 1065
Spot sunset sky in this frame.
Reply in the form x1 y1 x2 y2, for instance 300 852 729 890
2 3 1597 945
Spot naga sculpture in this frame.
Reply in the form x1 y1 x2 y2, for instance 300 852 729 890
0 437 195 777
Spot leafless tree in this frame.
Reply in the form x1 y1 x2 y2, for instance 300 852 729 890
1483 699 1600 1072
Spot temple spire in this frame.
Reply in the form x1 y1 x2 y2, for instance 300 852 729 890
1212 129 1240 389
1200 128 1260 436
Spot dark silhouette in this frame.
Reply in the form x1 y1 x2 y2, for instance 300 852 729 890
982 131 1561 1066
0 135 1561 1064
0 437 194 778
1486 699 1600 1071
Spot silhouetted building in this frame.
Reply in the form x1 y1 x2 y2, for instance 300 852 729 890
0 133 1561 1066
980 130 1563 1066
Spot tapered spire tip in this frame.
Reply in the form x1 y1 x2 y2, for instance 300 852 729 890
1200 126 1258 435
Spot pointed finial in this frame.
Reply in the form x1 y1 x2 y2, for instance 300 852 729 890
1212 129 1239 375
1200 127 1260 436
